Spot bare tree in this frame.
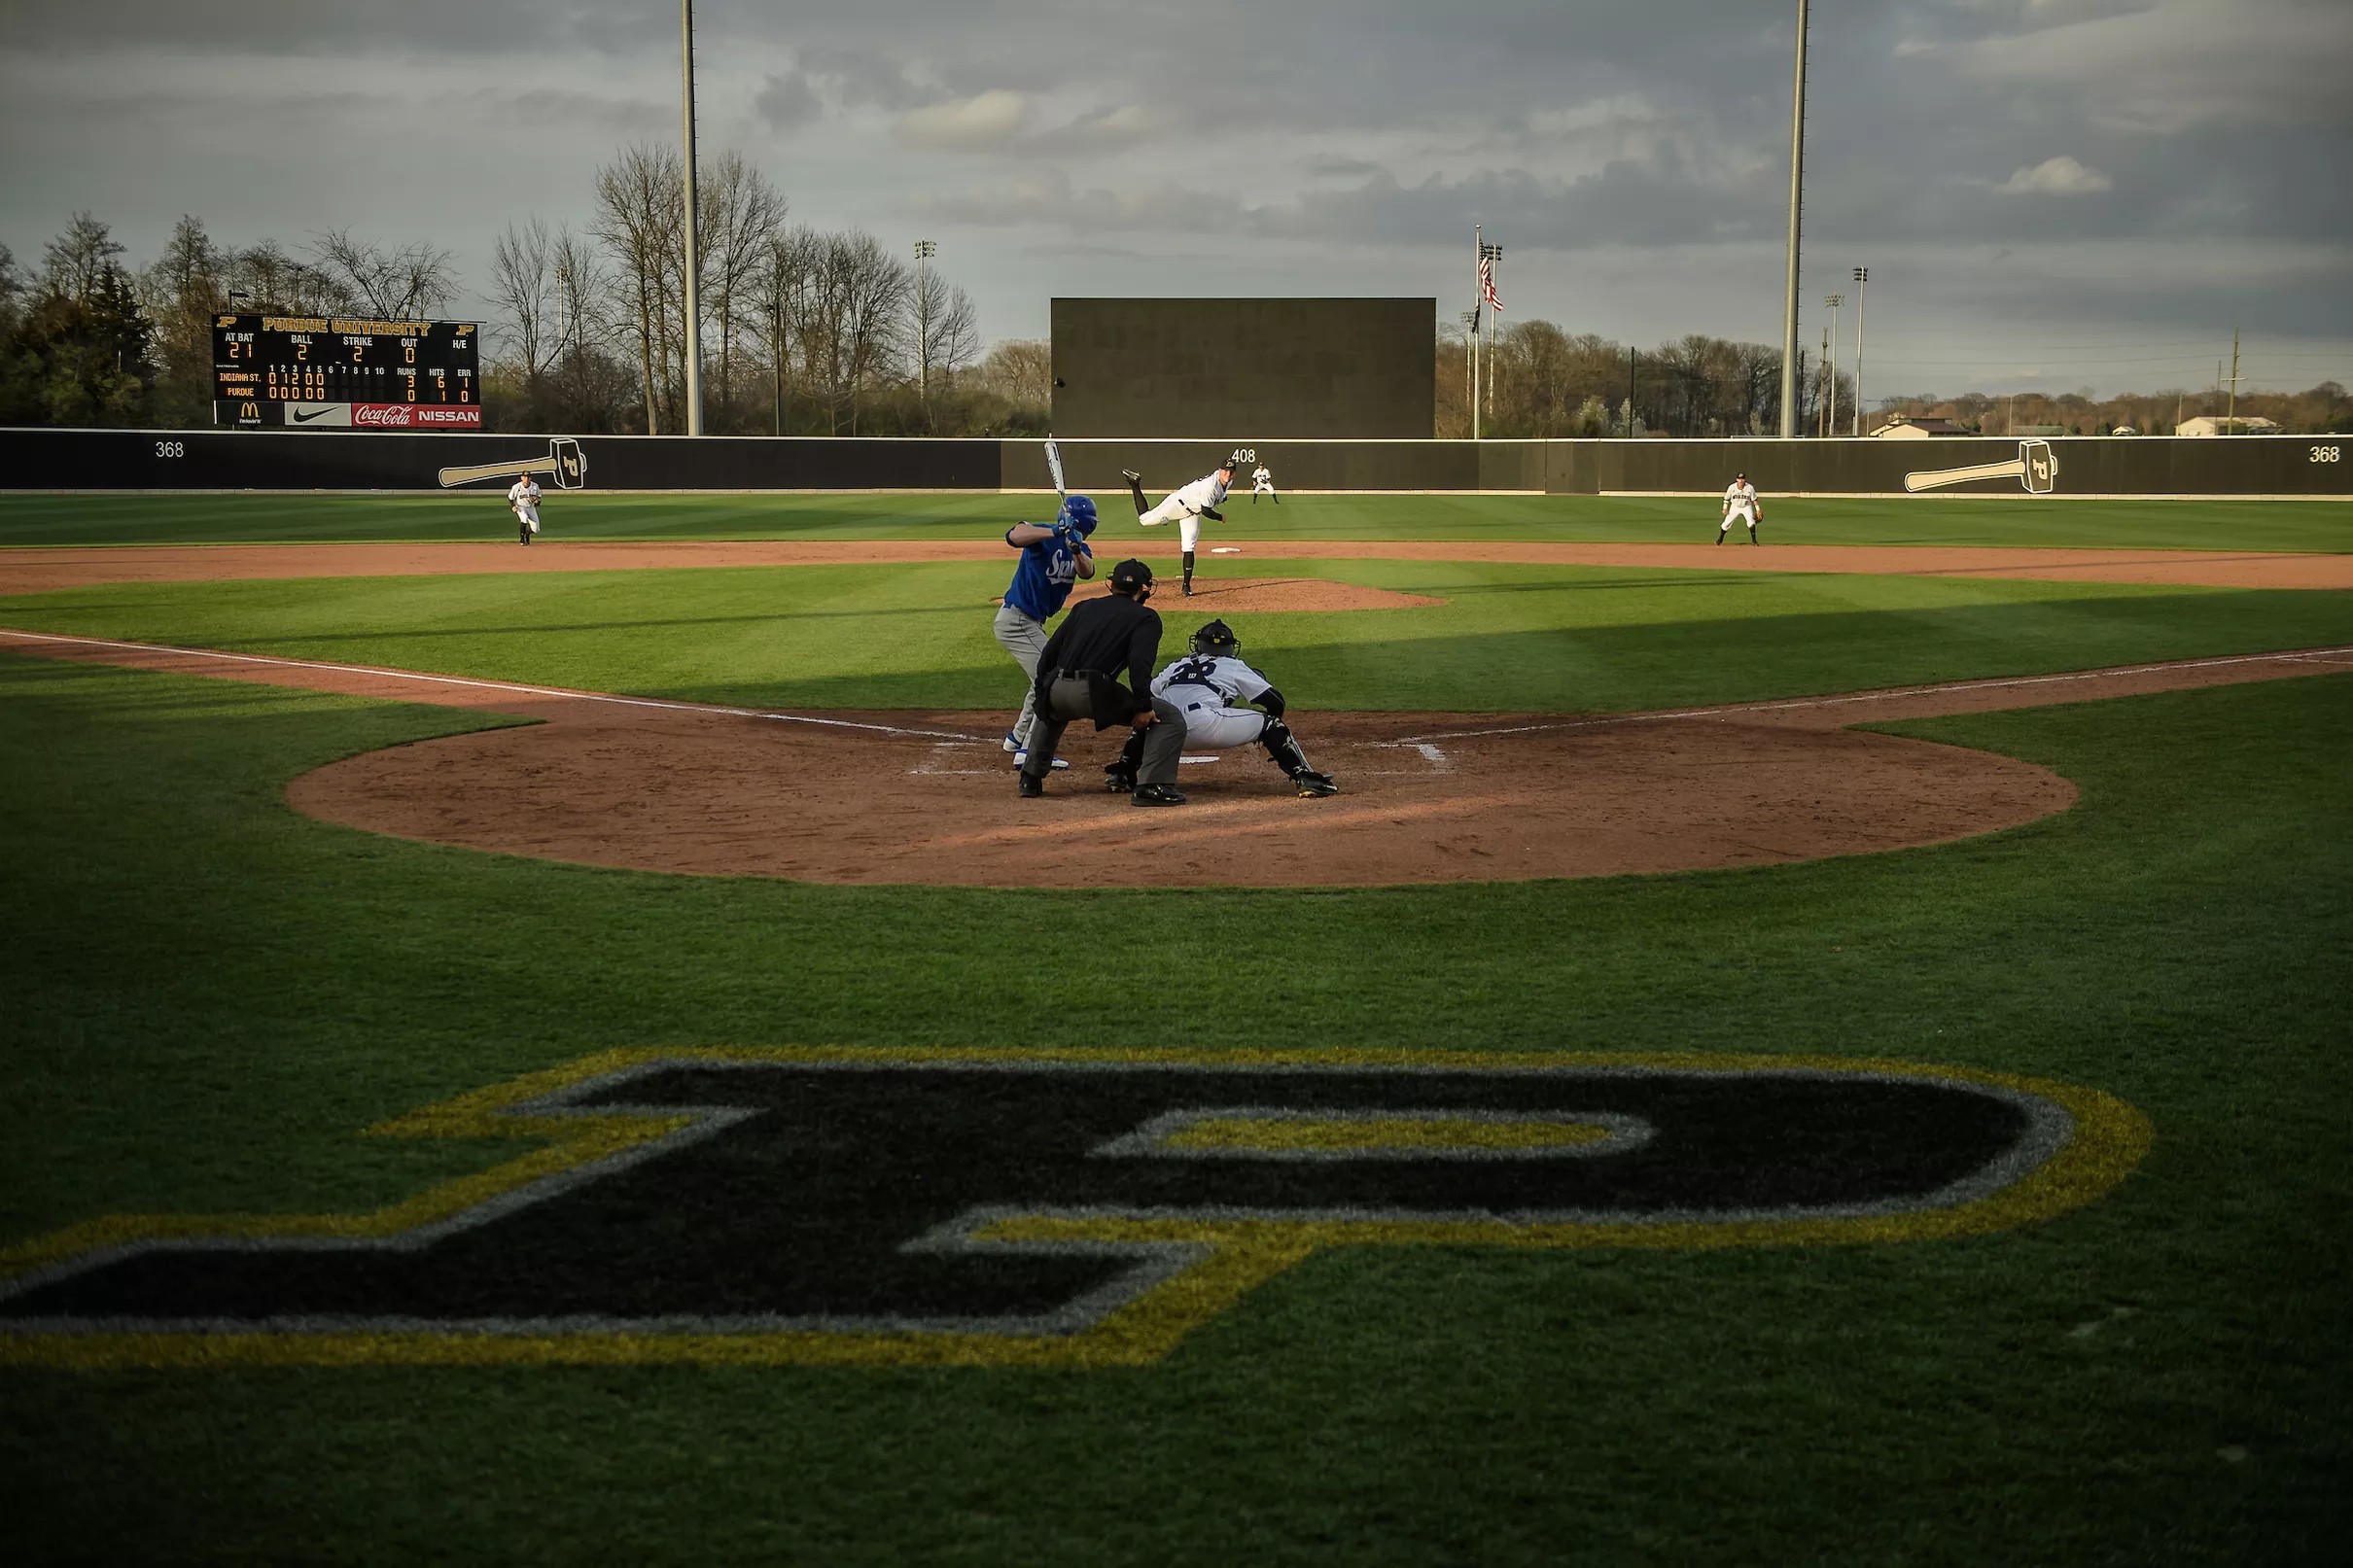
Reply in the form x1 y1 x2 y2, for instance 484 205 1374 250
915 281 981 406
592 143 684 434
489 217 559 385
974 338 1050 408
307 229 456 318
227 240 346 315
698 151 788 419
800 228 909 435
41 212 125 304
750 225 822 435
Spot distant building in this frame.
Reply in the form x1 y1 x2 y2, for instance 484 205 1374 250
2176 415 2281 436
1870 416 1974 438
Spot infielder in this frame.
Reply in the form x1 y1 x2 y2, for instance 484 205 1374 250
995 495 1097 771
508 473 543 545
1122 453 1242 597
1105 618 1338 798
1718 471 1762 544
1249 462 1279 505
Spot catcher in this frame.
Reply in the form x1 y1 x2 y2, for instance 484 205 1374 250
1105 618 1338 797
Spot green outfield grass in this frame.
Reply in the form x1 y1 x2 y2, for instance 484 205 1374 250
3 488 2351 551
4 560 2351 717
3 488 2349 1565
2 653 2347 1565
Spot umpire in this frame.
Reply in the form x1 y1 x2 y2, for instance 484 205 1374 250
1020 558 1190 806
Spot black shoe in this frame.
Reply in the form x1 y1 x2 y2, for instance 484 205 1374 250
1121 469 1141 484
1132 784 1187 807
1749 531 1760 544
1181 583 1193 596
1291 771 1339 797
1018 773 1043 798
1714 532 1724 544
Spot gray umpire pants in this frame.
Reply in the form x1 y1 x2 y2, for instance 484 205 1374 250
1021 678 1186 786
992 605 1051 747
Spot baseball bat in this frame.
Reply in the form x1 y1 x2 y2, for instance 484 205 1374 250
1043 438 1067 501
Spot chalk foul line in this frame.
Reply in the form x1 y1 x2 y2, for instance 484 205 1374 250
0 627 984 743
1393 646 2353 744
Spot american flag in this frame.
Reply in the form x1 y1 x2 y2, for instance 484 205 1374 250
1479 255 1502 314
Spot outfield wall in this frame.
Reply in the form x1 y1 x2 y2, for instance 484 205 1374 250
2 428 2344 498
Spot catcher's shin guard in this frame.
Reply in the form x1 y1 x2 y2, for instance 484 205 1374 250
1260 717 1312 778
1106 728 1146 792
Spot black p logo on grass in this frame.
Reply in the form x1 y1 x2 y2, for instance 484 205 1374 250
0 1048 2148 1369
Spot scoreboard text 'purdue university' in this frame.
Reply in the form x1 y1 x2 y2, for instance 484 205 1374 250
212 315 481 429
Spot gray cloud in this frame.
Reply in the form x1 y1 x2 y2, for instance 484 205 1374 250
1 0 2347 398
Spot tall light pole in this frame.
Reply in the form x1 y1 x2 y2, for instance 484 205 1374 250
914 239 936 403
680 0 706 436
1778 0 1809 438
1460 309 1479 427
1824 293 1843 436
1850 266 1869 436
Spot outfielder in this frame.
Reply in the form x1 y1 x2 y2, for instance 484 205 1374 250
508 473 543 545
1122 452 1242 597
1718 471 1761 544
995 495 1097 770
1249 462 1279 505
1105 618 1338 798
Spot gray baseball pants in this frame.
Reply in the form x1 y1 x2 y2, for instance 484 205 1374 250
992 605 1050 747
1021 678 1186 786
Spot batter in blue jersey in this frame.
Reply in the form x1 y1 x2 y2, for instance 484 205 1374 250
994 494 1098 768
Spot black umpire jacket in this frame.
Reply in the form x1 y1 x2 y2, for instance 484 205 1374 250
1033 591 1164 726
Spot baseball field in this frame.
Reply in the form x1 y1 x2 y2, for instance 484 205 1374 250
2 489 2348 1565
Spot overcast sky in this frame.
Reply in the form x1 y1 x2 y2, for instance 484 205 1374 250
4 0 2350 401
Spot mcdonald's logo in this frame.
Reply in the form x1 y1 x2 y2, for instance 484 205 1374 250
240 402 260 421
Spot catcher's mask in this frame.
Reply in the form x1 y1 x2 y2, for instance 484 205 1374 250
1190 618 1240 658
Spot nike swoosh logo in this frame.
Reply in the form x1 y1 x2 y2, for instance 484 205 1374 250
292 406 340 424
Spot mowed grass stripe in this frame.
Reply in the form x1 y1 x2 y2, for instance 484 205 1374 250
5 559 2352 714
4 489 2352 551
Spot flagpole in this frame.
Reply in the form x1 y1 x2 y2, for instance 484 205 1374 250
1472 225 1482 441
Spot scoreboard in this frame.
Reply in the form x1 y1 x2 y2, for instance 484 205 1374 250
212 315 480 429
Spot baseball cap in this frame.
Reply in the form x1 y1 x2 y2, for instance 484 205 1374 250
1109 558 1155 592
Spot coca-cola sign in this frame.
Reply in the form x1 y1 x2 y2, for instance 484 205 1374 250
351 403 482 430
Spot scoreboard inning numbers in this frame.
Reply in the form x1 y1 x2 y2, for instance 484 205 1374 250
212 315 481 430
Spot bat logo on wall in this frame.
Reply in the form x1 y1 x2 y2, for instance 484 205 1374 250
437 436 588 490
1905 439 2059 495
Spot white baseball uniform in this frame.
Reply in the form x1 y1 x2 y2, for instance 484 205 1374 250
509 478 543 534
1250 465 1276 497
1150 651 1279 748
1720 480 1759 532
1140 469 1231 553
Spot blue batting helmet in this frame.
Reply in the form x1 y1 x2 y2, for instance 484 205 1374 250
1061 494 1098 536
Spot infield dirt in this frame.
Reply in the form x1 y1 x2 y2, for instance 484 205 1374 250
5 628 2346 887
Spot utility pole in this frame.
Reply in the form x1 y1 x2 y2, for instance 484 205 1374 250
1851 266 1869 436
680 0 705 436
2226 327 2242 434
1479 238 1504 426
1824 294 1843 436
1778 0 1809 438
1817 328 1831 437
1629 347 1637 436
913 239 936 404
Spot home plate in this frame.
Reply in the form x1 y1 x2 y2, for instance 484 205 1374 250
1179 754 1222 765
